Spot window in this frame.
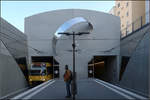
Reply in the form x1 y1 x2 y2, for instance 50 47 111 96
118 3 120 8
118 11 120 16
126 21 129 27
126 21 129 34
126 2 129 7
126 12 129 17
122 24 124 27
122 16 124 18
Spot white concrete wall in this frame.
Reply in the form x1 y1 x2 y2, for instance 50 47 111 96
0 18 28 58
0 17 28 98
25 9 120 79
0 49 27 97
120 24 150 97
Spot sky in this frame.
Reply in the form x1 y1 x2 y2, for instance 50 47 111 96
1 1 115 32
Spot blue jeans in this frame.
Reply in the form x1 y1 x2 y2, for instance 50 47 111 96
66 80 71 96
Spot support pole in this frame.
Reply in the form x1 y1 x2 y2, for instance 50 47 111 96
72 32 76 100
58 31 90 100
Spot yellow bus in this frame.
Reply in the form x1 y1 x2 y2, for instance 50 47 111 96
29 62 53 86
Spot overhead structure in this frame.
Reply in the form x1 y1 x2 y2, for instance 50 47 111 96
52 17 93 55
25 9 120 80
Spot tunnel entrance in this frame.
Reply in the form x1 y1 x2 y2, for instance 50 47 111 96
16 57 29 83
88 56 117 82
88 56 106 79
29 56 59 86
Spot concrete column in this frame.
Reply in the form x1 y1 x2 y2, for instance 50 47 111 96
0 41 1 53
116 55 120 82
148 27 150 98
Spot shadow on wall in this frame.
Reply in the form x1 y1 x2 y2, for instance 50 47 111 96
119 24 150 97
88 56 118 83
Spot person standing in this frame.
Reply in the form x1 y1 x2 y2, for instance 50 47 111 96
64 65 72 98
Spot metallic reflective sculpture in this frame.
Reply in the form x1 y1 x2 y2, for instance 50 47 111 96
52 17 93 55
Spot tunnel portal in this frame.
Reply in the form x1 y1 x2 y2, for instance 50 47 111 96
88 56 118 83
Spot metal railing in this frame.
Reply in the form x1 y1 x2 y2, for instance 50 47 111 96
121 10 150 38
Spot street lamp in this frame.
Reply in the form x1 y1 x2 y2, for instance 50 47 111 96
58 31 90 100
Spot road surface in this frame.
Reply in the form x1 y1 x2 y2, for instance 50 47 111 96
12 79 147 100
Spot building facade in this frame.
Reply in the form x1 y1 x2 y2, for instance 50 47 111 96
110 1 149 37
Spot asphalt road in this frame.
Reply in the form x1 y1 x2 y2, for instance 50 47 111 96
23 79 127 100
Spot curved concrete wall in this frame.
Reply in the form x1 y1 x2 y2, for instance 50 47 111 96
0 18 28 58
0 17 28 98
25 9 120 79
0 52 27 97
120 24 150 97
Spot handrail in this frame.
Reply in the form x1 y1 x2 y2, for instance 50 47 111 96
121 10 150 38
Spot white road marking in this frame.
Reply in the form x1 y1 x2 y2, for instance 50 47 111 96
95 80 135 99
95 79 148 100
0 87 28 99
23 80 55 99
12 79 53 99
